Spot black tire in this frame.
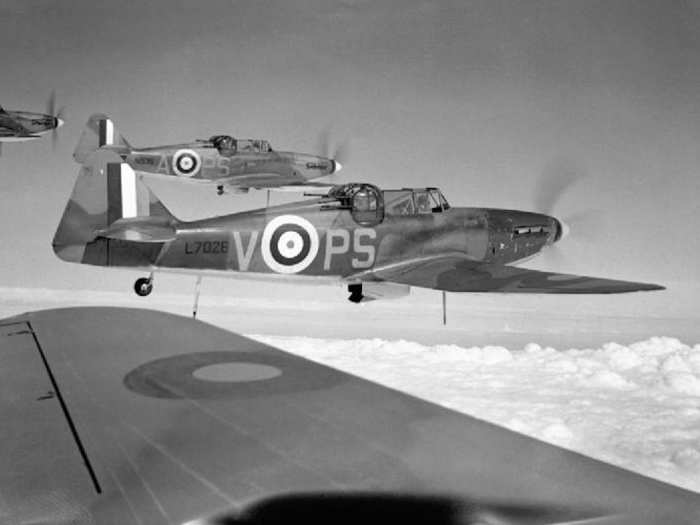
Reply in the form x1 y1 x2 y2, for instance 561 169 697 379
134 278 153 297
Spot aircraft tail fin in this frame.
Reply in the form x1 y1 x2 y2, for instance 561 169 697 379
73 113 132 163
53 150 178 265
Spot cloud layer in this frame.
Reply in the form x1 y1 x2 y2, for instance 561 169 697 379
253 334 700 493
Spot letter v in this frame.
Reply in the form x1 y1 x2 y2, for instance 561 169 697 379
233 231 259 271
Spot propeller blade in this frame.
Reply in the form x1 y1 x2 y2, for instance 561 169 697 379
533 159 602 268
540 242 567 265
562 210 601 243
46 92 64 151
46 90 56 120
317 127 332 159
534 159 587 215
316 127 351 170
334 138 351 166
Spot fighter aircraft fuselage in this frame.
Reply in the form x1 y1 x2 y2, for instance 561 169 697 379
53 181 559 278
154 207 552 275
0 109 63 141
73 114 341 192
53 152 661 299
124 143 339 190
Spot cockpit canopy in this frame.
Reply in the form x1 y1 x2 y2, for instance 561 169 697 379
326 184 450 226
210 135 272 156
383 188 450 216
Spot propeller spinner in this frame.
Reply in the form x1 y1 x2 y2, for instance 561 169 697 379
46 90 65 149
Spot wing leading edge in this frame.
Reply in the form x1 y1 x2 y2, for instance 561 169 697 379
350 255 664 294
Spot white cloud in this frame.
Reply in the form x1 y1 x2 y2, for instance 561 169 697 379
252 334 700 493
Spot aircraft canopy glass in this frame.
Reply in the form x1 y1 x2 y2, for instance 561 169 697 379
326 184 449 223
210 136 272 155
237 138 272 153
383 188 450 216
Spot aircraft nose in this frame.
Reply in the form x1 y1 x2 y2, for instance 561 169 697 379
55 117 64 129
553 218 570 242
332 160 343 174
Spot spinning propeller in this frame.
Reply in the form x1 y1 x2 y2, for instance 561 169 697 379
535 159 600 261
45 90 65 150
317 127 351 176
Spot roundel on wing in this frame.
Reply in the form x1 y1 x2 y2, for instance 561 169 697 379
261 215 319 274
172 149 202 177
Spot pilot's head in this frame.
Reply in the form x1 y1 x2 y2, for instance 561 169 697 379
212 135 236 156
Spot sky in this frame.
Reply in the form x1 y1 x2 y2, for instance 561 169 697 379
1 0 700 308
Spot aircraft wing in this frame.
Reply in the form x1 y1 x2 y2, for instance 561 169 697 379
351 254 664 294
2 307 694 525
215 172 331 192
268 181 335 194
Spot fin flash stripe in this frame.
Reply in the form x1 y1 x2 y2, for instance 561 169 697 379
120 164 137 218
99 119 114 146
106 163 138 222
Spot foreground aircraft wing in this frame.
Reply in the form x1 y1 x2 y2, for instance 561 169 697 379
351 255 664 293
2 307 695 525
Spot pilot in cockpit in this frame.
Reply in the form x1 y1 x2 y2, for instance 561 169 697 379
415 192 432 213
212 135 236 156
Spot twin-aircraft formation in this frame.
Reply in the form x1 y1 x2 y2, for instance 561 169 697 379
52 114 663 318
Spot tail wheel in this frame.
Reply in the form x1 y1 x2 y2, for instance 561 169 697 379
134 277 153 297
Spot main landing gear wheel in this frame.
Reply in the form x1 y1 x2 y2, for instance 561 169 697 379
217 185 224 196
134 277 153 297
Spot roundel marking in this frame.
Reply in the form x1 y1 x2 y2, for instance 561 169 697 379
172 149 201 177
123 351 343 400
261 215 319 274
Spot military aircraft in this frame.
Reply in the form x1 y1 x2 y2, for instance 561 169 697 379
0 92 65 153
73 113 344 195
53 149 663 318
2 306 699 524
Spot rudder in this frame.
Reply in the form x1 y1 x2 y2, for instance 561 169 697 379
53 150 178 266
73 113 132 163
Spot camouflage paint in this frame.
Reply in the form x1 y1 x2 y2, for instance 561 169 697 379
53 150 663 295
73 114 339 190
0 109 61 140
